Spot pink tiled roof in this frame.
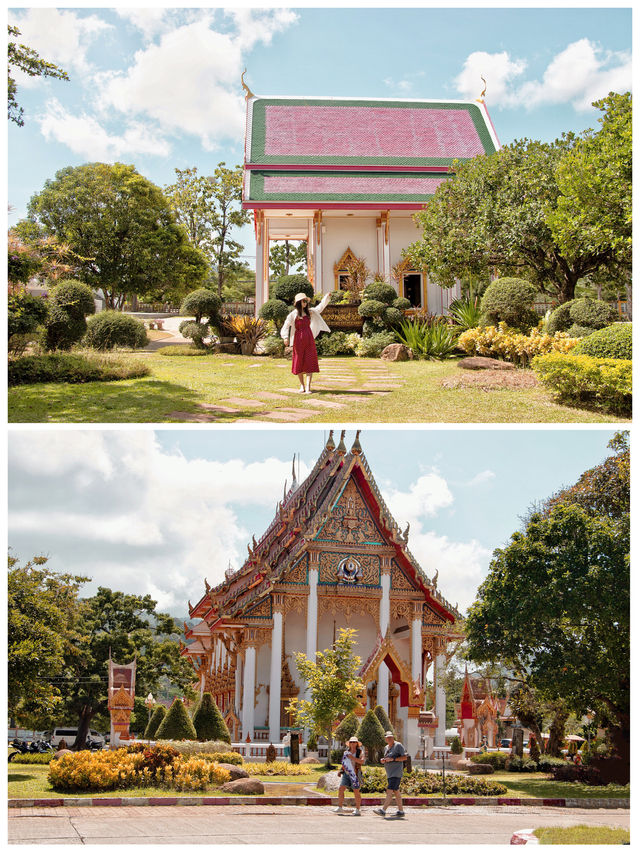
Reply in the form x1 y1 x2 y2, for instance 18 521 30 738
263 174 446 195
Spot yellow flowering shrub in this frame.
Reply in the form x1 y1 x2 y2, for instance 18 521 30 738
458 323 578 366
532 353 632 416
242 761 312 776
48 749 147 792
172 758 231 791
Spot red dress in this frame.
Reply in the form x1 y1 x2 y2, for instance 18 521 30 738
291 314 319 375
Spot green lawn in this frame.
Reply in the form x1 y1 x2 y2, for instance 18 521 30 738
491 772 630 800
534 825 630 844
8 352 628 423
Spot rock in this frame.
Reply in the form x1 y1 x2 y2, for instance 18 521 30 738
469 763 494 775
54 749 72 760
300 756 321 764
221 777 265 794
458 356 514 370
381 343 413 362
217 763 249 780
317 770 342 791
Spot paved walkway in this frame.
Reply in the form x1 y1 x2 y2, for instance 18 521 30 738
8 804 630 845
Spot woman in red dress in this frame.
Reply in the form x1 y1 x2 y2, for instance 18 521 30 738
281 292 331 393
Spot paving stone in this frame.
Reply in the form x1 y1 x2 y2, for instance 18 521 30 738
166 411 218 422
297 398 345 408
197 404 240 413
255 392 291 401
259 410 318 422
221 397 266 407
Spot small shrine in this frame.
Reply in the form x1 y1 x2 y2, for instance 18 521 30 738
455 667 500 749
241 89 500 313
107 654 136 747
182 431 462 759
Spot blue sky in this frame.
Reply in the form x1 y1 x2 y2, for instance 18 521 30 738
8 427 619 616
7 5 632 265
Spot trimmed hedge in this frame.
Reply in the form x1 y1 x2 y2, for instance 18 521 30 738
180 288 222 325
84 311 148 350
192 693 231 743
470 751 507 770
480 277 538 331
8 353 150 385
574 323 631 360
158 740 240 760
272 274 313 305
155 697 197 741
547 298 616 335
357 767 508 796
144 705 166 739
532 352 631 416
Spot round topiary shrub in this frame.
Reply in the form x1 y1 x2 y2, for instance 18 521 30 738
84 311 148 350
481 277 538 331
192 692 231 743
179 320 209 349
272 274 313 305
49 279 96 317
574 323 631 360
258 298 289 331
180 288 222 325
383 306 404 326
356 709 386 764
547 298 615 335
362 281 397 304
44 279 96 351
373 704 394 737
155 697 197 741
392 297 412 311
450 736 463 755
358 299 386 319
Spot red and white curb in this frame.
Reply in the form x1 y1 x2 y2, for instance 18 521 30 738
510 829 539 845
8 796 630 810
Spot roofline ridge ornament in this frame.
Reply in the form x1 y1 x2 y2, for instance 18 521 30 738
476 75 487 104
241 69 255 99
336 430 347 455
351 429 362 455
326 430 335 451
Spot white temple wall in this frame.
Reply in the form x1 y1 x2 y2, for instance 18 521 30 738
316 611 378 663
283 611 308 692
389 215 422 277
321 216 378 294
255 643 270 728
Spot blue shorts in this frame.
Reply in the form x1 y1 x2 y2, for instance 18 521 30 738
340 772 361 791
386 776 402 791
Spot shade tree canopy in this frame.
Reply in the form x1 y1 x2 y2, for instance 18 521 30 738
8 25 69 126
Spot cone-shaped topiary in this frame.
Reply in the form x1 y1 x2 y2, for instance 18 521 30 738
357 709 387 764
373 704 394 737
155 697 197 741
334 711 359 743
192 692 231 743
144 705 167 739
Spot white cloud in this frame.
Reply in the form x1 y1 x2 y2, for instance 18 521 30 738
8 432 305 612
455 40 631 112
115 8 173 42
225 8 299 51
385 471 454 526
10 8 112 79
38 99 171 160
465 470 496 488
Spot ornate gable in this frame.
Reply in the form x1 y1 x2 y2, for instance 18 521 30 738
244 596 272 620
391 560 421 592
314 478 384 545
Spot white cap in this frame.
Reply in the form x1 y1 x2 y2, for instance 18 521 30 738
294 293 310 304
385 731 394 738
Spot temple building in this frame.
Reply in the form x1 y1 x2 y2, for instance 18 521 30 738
182 431 462 759
242 90 500 313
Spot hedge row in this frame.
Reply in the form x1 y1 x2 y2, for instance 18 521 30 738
358 767 507 796
8 353 150 385
532 353 632 416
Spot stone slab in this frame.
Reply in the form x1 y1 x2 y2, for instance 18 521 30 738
297 399 345 408
221 398 265 408
165 411 217 422
260 409 319 422
197 404 240 413
255 392 291 401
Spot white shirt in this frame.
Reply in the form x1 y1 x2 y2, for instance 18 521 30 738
280 293 332 347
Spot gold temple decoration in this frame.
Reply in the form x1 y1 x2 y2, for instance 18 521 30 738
241 69 255 99
476 76 487 104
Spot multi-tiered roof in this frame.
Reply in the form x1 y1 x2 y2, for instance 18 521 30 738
186 431 459 634
243 95 500 209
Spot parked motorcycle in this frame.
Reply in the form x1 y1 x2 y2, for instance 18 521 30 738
8 738 53 761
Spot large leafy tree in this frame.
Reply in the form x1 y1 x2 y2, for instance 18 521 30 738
20 162 208 308
165 164 251 297
8 25 69 126
288 628 364 767
58 587 197 748
269 241 307 279
8 555 87 724
465 434 629 762
408 134 621 303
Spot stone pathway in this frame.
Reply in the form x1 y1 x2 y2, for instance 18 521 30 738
165 358 406 423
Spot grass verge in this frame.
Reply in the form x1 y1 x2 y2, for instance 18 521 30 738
8 354 629 423
534 825 630 844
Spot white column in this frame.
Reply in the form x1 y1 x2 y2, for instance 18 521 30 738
255 212 266 310
435 652 446 746
234 655 242 715
314 214 324 293
378 570 391 714
411 617 422 685
242 645 256 741
305 567 318 701
269 609 283 743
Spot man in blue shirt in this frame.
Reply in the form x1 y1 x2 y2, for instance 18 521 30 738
373 731 407 818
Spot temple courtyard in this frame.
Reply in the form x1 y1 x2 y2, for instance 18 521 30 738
8 803 630 845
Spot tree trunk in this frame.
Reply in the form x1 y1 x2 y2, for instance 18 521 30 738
73 705 94 750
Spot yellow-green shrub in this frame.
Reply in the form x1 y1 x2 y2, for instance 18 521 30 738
172 758 231 791
242 760 313 776
458 322 578 366
159 740 242 762
532 353 632 416
48 749 147 792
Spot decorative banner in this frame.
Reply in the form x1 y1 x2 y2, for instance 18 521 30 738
107 654 136 748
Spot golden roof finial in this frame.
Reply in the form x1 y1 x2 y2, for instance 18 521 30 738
241 69 255 99
476 76 487 104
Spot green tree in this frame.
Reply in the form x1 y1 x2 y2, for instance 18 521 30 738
55 587 196 749
269 240 307 278
357 709 386 764
334 711 359 743
155 697 197 741
466 434 629 765
408 135 620 303
373 704 393 737
144 705 166 739
8 25 69 126
192 692 231 743
22 162 208 309
287 628 364 768
548 94 631 299
44 279 96 350
180 288 222 325
8 555 87 724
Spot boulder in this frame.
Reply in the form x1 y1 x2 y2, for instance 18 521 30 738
458 356 514 371
469 763 494 775
217 763 249 780
54 749 72 760
300 756 321 765
221 777 265 794
317 770 342 791
381 343 413 362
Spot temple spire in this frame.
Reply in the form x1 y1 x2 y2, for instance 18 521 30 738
336 430 347 456
351 429 362 455
291 455 298 490
326 430 335 452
